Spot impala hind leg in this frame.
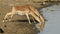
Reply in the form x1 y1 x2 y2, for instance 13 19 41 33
3 12 12 22
26 14 31 24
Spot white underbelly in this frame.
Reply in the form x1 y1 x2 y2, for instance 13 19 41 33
17 11 25 15
18 13 25 15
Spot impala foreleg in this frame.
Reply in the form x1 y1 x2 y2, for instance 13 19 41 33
30 12 42 24
26 14 31 24
31 17 36 23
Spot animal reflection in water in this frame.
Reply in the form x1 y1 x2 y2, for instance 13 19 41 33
3 5 45 31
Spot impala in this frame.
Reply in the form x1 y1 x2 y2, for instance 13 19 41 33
3 5 45 31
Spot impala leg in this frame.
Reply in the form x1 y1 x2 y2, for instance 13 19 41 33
30 12 42 24
26 14 31 24
3 12 12 22
31 17 36 23
9 14 13 21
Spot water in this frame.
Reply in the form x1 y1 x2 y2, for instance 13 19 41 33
39 4 60 34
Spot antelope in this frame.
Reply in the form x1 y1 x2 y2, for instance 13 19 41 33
3 5 45 31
